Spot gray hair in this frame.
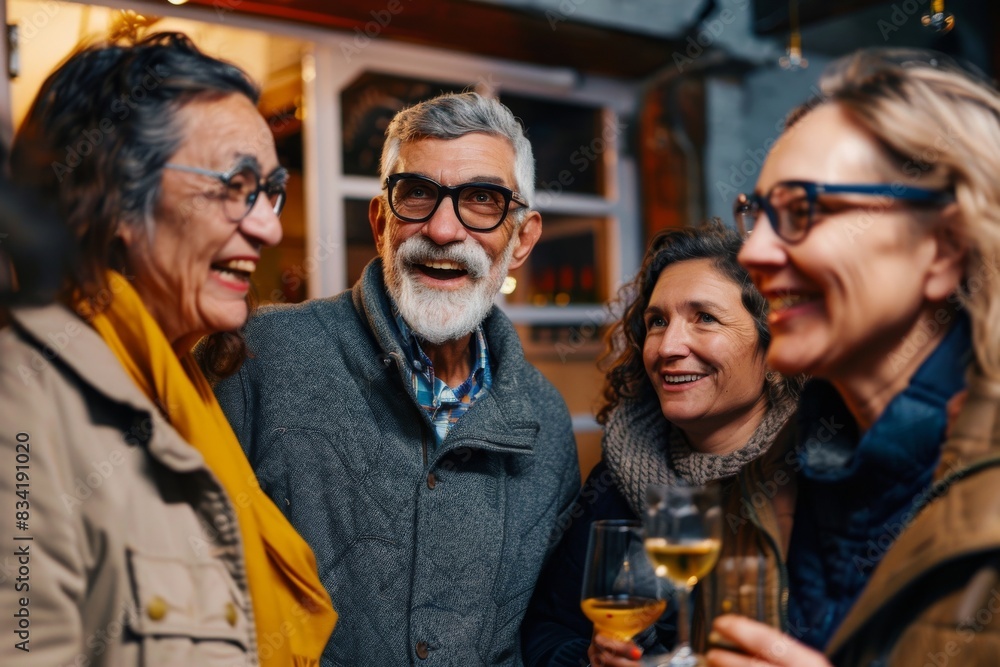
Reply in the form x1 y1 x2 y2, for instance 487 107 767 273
379 92 536 213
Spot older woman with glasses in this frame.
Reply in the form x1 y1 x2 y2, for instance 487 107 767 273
707 48 1000 667
0 33 335 665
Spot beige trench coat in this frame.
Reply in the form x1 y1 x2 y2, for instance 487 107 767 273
0 304 258 666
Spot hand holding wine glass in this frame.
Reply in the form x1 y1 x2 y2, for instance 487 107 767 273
581 520 667 658
642 483 722 667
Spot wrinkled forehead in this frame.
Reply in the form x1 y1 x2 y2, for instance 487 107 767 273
173 94 279 172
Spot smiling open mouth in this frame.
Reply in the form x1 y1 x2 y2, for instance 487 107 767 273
416 260 468 281
767 292 821 312
211 259 256 284
663 374 707 384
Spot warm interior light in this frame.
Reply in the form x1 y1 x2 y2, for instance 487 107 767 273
779 0 808 71
922 0 955 33
167 0 190 5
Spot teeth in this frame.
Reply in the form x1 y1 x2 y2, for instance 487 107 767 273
214 259 256 274
425 261 463 271
768 293 815 311
664 374 705 384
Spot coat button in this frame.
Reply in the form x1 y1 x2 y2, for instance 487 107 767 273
147 596 168 621
427 472 437 489
225 602 238 627
415 641 430 659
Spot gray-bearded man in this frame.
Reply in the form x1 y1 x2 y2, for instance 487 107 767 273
215 92 581 666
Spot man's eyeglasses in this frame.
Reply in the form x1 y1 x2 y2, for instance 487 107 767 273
734 180 954 243
164 161 287 221
383 173 528 232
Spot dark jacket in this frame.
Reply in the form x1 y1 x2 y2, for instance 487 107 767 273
522 461 657 667
214 259 581 667
522 406 796 667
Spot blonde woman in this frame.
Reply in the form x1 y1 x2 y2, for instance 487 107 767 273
710 49 1000 666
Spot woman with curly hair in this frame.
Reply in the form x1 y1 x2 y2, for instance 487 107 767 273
523 221 800 667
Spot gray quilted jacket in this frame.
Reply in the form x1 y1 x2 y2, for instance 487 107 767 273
215 259 581 667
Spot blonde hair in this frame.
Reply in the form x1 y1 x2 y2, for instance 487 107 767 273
790 49 1000 379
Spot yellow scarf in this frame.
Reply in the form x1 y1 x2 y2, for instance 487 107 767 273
82 272 336 666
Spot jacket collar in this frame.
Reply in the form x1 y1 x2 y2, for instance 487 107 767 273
826 367 1000 657
10 303 208 472
344 258 540 457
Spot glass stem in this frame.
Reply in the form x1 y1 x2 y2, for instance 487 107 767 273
675 585 693 655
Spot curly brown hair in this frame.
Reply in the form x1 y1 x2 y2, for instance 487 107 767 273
596 220 801 425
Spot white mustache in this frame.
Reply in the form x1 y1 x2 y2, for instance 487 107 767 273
396 235 490 280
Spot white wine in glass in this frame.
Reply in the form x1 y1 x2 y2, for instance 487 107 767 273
581 520 667 644
580 596 667 642
642 484 722 667
644 538 721 588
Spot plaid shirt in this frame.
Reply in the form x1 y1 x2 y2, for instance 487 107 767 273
395 312 492 446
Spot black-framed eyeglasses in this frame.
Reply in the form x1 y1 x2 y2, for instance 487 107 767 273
164 162 287 221
734 180 954 243
383 173 528 232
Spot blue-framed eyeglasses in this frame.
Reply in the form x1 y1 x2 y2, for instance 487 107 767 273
164 161 287 222
383 173 528 232
734 180 954 243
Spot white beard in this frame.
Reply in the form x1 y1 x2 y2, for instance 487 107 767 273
383 233 516 345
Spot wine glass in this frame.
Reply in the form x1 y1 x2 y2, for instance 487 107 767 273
706 555 767 653
581 520 667 647
641 483 722 667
